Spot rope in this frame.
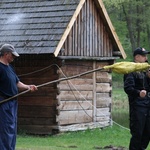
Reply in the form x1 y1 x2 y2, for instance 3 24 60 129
0 67 104 104
18 64 55 77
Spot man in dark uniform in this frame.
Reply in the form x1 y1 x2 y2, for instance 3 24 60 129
0 44 37 150
124 47 150 150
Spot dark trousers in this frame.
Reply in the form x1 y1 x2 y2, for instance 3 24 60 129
129 106 150 150
0 99 18 150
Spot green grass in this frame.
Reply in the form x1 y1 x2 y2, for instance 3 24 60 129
16 125 130 150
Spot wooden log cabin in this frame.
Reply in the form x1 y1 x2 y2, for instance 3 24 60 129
0 0 126 134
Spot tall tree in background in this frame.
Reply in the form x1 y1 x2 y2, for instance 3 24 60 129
103 0 150 55
121 0 148 50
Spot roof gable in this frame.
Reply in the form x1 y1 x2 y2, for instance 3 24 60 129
60 0 126 58
0 0 126 59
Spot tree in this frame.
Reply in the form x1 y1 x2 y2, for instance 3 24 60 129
103 0 150 57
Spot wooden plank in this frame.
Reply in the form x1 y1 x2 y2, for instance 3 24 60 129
93 61 96 122
18 89 57 97
61 59 94 66
72 22 75 55
96 71 111 83
18 69 56 76
96 108 110 117
83 2 87 55
18 125 58 135
96 83 111 92
18 106 56 118
60 78 93 85
59 122 110 132
86 0 90 56
89 0 93 56
18 117 57 125
18 97 56 106
96 91 111 98
57 91 93 101
57 110 92 125
58 72 93 79
74 18 78 56
68 27 73 55
18 87 57 97
96 62 110 68
58 84 93 91
77 11 81 56
103 25 107 56
58 101 92 110
80 7 84 56
96 93 111 108
96 98 111 108
16 67 55 74
58 65 94 77
54 0 86 56
92 1 96 57
96 116 110 122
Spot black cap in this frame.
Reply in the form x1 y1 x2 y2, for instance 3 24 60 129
0 44 19 57
133 47 150 56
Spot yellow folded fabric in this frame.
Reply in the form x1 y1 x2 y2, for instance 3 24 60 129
103 62 150 74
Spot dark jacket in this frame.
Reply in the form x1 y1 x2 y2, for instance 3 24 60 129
124 71 150 106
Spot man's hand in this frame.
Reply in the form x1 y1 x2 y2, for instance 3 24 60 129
28 85 38 92
140 90 147 98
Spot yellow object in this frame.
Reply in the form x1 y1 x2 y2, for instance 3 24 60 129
103 62 150 74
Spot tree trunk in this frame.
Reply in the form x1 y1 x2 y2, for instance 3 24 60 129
122 3 136 51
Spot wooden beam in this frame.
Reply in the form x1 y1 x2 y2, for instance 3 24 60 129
93 61 96 122
54 0 86 56
58 110 93 125
58 56 120 60
59 122 110 132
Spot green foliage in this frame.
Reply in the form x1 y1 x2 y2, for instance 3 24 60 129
103 0 150 60
103 0 129 8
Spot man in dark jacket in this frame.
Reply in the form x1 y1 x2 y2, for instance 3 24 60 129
124 47 150 150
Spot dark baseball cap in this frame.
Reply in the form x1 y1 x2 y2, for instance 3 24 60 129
133 47 150 56
0 44 19 57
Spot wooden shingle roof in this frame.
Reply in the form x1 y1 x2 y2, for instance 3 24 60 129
0 0 126 59
0 0 80 54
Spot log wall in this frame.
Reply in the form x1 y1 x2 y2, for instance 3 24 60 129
14 55 60 134
57 59 112 131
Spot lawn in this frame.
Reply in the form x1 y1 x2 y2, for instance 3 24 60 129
16 125 130 150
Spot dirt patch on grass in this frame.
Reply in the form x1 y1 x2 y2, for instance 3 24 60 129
94 145 128 150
